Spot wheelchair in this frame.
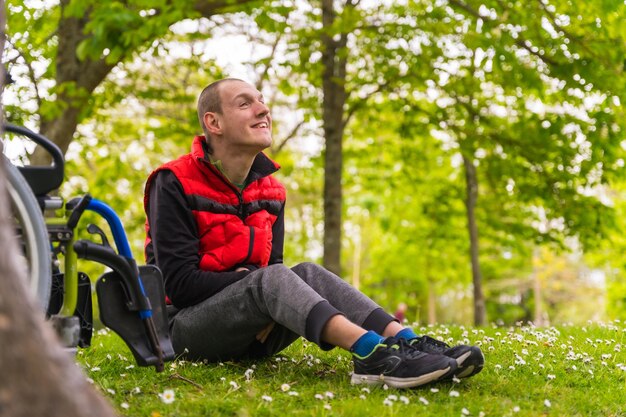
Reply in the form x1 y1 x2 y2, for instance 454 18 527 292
3 123 175 371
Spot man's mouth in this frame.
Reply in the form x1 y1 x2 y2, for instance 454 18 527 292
252 122 269 129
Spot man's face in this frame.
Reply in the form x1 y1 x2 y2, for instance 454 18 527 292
211 80 272 153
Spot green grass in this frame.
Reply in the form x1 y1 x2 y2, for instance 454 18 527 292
77 322 626 417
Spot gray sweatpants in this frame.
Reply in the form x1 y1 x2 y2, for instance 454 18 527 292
168 262 395 362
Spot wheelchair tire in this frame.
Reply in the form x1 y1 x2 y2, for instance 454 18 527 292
4 158 52 311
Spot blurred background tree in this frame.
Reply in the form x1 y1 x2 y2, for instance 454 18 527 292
2 0 626 326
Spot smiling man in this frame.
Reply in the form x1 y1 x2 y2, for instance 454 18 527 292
143 78 484 388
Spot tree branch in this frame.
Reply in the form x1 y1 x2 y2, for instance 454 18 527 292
514 39 559 67
448 0 561 68
255 32 283 91
342 82 388 130
5 38 42 109
535 0 607 66
273 119 306 155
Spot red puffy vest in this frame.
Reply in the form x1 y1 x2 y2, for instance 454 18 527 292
144 136 285 272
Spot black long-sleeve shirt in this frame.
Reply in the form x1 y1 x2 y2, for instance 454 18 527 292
145 169 285 308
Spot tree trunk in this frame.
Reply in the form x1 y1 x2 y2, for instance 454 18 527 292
427 279 437 325
462 154 486 326
0 162 118 417
532 248 545 326
321 0 348 275
425 255 437 324
0 7 116 415
351 225 361 290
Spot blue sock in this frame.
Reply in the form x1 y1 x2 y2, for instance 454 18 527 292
351 330 385 357
395 328 418 340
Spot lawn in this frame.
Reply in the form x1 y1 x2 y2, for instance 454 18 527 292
77 321 626 417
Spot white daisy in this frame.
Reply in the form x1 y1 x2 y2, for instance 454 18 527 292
159 389 175 404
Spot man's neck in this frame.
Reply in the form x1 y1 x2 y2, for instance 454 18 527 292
210 149 257 186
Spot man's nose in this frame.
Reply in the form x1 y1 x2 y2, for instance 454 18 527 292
255 101 270 116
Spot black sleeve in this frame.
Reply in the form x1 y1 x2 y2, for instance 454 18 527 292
269 202 285 265
147 170 250 308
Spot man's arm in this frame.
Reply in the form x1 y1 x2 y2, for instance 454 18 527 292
269 202 285 265
147 170 250 308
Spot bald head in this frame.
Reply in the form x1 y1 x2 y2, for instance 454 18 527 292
198 79 245 127
197 78 249 153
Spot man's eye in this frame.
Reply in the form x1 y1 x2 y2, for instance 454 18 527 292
240 102 250 107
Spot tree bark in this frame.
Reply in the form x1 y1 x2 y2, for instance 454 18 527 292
427 280 437 325
532 248 545 326
321 0 349 275
0 5 116 415
462 154 486 326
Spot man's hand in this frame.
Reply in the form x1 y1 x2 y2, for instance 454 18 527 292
235 267 250 272
256 322 275 343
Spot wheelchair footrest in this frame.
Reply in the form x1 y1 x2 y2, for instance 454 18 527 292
96 265 175 370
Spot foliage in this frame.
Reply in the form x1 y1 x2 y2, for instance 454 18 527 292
80 322 626 416
340 99 471 320
58 55 215 263
257 0 626 323
4 0 626 324
441 0 626 248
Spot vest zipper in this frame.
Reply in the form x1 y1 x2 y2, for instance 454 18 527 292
202 158 248 218
244 226 255 264
202 158 253 264
237 193 254 265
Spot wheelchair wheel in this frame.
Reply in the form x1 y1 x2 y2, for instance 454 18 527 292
4 158 52 311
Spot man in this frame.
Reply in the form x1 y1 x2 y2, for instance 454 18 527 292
144 78 484 388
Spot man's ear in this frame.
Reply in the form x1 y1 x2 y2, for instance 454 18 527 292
203 112 222 135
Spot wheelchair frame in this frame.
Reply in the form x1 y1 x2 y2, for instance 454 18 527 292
3 123 174 371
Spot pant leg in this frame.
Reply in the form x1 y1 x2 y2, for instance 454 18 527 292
169 264 341 362
256 262 396 356
169 262 396 362
289 262 396 335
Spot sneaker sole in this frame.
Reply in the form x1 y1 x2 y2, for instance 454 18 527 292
350 366 452 389
456 364 483 378
454 349 485 378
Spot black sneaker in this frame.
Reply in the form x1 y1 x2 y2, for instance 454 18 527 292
351 337 457 388
409 335 484 378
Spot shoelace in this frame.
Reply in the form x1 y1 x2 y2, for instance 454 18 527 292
384 337 427 359
412 335 450 353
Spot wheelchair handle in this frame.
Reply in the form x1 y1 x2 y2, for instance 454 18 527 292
67 194 93 230
3 123 65 195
